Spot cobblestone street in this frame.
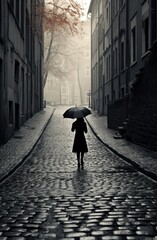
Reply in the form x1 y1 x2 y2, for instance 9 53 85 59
0 107 157 240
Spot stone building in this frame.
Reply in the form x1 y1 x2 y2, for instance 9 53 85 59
88 0 157 151
0 0 44 143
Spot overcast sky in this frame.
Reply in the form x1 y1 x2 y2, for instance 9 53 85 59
79 0 91 20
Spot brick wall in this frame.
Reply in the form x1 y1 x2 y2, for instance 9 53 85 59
107 96 129 130
127 41 157 151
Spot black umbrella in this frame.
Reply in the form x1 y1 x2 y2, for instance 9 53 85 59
63 106 91 119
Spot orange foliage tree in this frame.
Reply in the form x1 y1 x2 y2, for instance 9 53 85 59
35 0 84 86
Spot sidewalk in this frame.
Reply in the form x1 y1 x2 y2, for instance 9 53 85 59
86 110 157 182
0 106 55 183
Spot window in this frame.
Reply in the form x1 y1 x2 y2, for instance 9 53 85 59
99 57 103 84
113 45 118 75
105 5 111 29
142 1 149 54
115 0 119 12
113 90 116 101
99 0 102 16
105 96 107 104
120 0 124 8
113 50 115 75
109 2 111 25
15 103 20 129
15 0 19 22
113 0 119 16
107 95 110 103
121 87 125 97
21 0 24 34
106 57 109 80
14 60 20 82
113 1 115 16
109 54 111 79
9 101 13 124
132 27 136 62
20 68 24 115
131 16 137 63
10 0 14 10
106 8 109 23
143 17 149 52
120 40 125 70
115 47 118 74
26 11 29 56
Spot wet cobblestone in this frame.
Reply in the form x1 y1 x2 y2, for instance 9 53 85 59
0 107 156 239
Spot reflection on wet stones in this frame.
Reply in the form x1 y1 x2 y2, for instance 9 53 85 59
0 108 157 238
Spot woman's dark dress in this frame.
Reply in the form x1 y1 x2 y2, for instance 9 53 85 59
71 118 88 153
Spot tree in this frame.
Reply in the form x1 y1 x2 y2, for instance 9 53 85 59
35 0 84 86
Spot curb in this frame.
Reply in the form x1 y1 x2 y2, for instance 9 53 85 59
86 118 157 182
0 108 55 185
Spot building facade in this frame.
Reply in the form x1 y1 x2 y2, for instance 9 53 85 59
89 0 157 114
89 0 157 150
0 0 44 144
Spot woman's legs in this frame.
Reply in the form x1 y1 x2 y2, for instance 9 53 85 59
77 152 84 168
81 152 84 166
77 152 80 166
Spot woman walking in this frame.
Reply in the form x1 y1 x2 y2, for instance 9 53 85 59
71 117 88 168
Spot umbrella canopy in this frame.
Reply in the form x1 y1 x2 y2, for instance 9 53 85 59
63 107 91 119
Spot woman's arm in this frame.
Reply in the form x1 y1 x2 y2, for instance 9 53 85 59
84 122 87 133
